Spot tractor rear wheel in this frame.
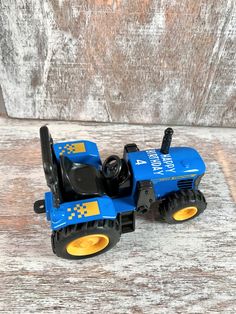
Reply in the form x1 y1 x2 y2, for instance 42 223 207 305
160 190 207 224
51 219 121 259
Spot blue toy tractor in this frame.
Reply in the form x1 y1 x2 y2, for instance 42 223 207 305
34 126 207 259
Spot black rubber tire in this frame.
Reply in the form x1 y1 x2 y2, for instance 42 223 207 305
51 219 121 259
159 190 207 224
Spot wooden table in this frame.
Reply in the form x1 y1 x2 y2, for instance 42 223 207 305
0 117 235 313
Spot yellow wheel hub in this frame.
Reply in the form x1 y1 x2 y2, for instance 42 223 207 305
66 234 109 256
173 206 198 221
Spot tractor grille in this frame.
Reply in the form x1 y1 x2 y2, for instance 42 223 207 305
177 179 194 190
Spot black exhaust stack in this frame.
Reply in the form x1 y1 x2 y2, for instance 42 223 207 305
160 128 174 154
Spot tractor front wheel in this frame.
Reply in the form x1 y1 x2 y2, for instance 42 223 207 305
51 219 121 259
160 190 207 224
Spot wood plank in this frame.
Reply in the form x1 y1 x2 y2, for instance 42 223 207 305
0 85 6 116
0 117 235 313
0 1 235 126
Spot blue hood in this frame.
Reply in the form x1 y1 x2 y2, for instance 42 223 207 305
128 147 206 182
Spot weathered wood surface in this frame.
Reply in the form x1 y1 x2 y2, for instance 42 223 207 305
0 1 236 126
0 85 6 115
0 117 236 313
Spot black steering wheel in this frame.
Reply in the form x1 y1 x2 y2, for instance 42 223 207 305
102 155 122 179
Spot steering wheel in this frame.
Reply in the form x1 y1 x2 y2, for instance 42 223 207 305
102 155 122 179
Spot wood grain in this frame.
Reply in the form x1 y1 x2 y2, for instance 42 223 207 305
0 117 236 313
0 1 236 126
0 85 6 116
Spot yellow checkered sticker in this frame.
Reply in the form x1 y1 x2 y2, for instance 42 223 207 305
67 201 100 220
59 143 86 156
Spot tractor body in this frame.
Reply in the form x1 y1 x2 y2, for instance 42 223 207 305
34 127 207 259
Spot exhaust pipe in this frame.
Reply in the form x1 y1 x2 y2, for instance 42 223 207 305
160 128 174 154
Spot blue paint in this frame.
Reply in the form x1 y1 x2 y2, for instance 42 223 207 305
45 142 206 231
45 192 117 230
53 140 101 169
128 147 206 198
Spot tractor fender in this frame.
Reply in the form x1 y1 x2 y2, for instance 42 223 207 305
45 192 117 231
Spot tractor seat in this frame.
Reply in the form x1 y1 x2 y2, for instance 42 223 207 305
60 155 105 199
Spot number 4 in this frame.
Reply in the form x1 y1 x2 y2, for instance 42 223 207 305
135 160 147 165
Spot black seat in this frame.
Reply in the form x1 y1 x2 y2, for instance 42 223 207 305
60 155 105 200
